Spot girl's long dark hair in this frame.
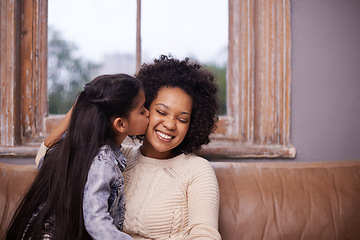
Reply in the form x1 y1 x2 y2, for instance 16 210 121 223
6 74 141 240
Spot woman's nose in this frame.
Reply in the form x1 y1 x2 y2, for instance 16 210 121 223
162 117 176 130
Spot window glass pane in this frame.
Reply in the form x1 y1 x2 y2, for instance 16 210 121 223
48 0 136 114
142 0 228 115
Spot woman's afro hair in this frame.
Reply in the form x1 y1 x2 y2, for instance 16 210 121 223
136 54 219 154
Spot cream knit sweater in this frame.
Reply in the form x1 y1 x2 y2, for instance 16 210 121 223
121 145 221 240
35 143 221 239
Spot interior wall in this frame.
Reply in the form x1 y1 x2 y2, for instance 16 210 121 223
290 0 360 162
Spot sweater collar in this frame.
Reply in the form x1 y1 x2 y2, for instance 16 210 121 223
135 145 187 167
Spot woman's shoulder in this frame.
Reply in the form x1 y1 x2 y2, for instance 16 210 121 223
183 153 211 165
179 154 215 175
172 154 218 191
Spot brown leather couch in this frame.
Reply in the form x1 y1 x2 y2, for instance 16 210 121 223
1 160 360 240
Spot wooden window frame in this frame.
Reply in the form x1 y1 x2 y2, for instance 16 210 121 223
0 0 295 159
1 0 47 156
200 0 295 158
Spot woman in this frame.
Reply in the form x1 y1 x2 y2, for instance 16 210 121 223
35 55 221 239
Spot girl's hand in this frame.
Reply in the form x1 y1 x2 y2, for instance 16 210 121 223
44 106 73 147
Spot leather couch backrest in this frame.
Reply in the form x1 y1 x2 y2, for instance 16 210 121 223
1 161 360 240
0 163 37 238
211 160 360 240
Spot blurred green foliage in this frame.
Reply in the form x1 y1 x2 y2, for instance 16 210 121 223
47 28 100 114
47 28 227 115
204 64 227 115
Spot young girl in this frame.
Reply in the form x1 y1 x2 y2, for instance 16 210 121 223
6 74 149 239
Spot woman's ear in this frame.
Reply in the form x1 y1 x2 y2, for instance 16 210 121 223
112 117 127 134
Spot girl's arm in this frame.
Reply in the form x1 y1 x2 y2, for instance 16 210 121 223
35 107 73 166
45 106 73 147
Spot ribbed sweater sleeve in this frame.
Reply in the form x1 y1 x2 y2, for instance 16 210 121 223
35 142 48 167
186 157 220 239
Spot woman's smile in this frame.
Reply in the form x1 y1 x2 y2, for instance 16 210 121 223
156 130 174 141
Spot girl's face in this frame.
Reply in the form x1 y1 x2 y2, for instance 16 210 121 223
125 89 149 136
142 87 193 159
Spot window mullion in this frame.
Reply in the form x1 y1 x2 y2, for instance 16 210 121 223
19 0 47 144
136 0 141 73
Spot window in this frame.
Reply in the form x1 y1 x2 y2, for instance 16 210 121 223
0 0 295 158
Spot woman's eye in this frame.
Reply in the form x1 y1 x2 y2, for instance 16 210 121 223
156 110 166 115
178 118 189 124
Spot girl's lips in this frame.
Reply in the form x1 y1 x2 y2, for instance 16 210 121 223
156 130 173 141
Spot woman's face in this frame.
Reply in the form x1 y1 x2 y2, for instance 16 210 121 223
142 87 193 159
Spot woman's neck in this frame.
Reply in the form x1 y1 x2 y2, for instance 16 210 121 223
141 139 178 159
